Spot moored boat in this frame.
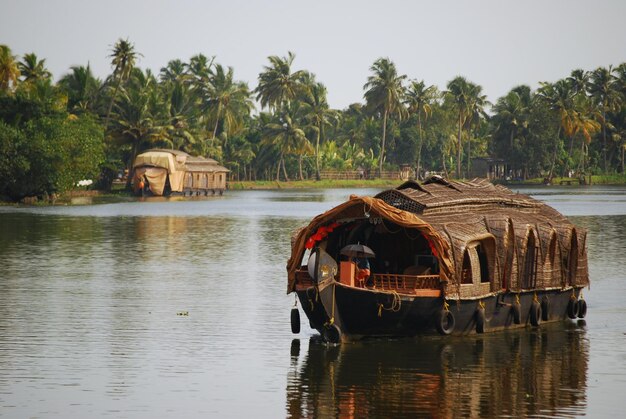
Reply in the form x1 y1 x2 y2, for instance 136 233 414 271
287 177 589 343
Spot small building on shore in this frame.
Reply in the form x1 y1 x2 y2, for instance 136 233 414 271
470 157 507 180
132 149 229 196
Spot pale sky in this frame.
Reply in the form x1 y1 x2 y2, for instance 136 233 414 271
2 0 625 110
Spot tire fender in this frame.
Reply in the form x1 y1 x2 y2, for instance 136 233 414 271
476 307 486 334
577 299 587 319
567 298 579 319
541 297 550 321
291 307 301 334
512 303 522 325
436 309 455 335
530 300 542 327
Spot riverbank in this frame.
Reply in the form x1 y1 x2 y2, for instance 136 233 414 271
227 179 403 190
4 175 626 205
502 174 626 186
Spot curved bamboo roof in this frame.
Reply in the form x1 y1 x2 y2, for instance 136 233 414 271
287 177 588 294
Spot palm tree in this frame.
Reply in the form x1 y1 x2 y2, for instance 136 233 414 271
159 59 188 84
255 51 306 112
445 76 472 178
464 83 490 176
405 80 438 178
568 69 589 96
204 64 254 141
261 106 312 181
536 80 576 180
363 58 407 176
588 66 622 172
58 64 101 113
17 53 51 85
0 45 20 93
491 86 533 175
109 69 167 188
300 80 338 180
105 38 141 126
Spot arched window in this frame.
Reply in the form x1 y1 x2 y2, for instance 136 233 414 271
462 249 473 284
522 232 538 289
476 244 490 283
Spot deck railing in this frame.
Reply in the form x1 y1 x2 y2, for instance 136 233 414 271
294 269 441 295
371 273 440 291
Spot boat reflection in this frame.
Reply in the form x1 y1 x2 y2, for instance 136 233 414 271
287 322 588 418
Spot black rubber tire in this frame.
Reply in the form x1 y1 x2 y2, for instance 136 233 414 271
530 300 542 326
291 307 301 334
436 309 455 335
512 303 522 325
567 298 579 319
541 298 550 321
324 323 342 344
476 308 486 334
577 299 587 318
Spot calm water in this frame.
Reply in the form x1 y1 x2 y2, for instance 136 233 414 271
1 186 625 418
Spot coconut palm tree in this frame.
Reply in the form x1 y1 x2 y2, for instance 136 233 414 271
255 51 306 112
536 79 576 180
105 38 141 126
261 106 312 181
300 79 338 180
109 68 167 188
568 69 590 96
0 45 20 93
363 58 407 176
159 59 188 84
404 80 438 178
588 66 622 172
204 64 254 141
17 53 51 85
464 83 490 176
445 76 473 178
58 64 101 113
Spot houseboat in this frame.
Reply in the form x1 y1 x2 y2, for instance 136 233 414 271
132 149 229 196
287 177 589 343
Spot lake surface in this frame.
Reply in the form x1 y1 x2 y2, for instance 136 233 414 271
1 186 625 418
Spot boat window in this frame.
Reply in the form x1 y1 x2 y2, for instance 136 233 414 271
476 244 490 283
522 233 538 289
462 250 473 284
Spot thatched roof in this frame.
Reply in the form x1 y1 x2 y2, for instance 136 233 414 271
287 177 588 294
133 149 229 173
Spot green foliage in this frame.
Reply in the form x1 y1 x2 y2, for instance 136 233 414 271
5 41 626 193
0 97 104 200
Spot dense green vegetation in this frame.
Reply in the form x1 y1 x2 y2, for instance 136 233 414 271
1 40 626 201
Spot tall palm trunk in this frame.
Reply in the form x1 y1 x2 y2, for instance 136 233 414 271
415 113 423 179
379 110 388 177
442 151 449 178
456 112 463 179
548 126 561 182
281 156 290 181
212 102 222 140
315 128 321 181
298 155 304 180
466 127 472 178
602 109 607 172
104 74 122 127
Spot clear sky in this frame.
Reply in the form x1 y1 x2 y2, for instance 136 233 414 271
2 0 625 110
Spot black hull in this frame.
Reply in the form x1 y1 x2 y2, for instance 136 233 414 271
296 281 584 342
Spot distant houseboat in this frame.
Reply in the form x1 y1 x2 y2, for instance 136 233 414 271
132 149 229 196
287 177 589 343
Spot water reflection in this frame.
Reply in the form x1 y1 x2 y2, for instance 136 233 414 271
287 324 588 418
1 188 625 417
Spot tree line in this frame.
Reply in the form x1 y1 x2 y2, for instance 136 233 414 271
1 40 626 200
